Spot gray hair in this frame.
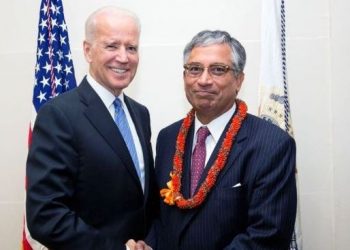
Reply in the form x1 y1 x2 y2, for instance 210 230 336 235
85 6 141 43
183 30 246 74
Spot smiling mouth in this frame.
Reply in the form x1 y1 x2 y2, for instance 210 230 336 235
110 67 128 74
194 90 216 96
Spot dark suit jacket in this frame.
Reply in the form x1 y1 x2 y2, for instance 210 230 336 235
26 78 158 250
148 113 297 250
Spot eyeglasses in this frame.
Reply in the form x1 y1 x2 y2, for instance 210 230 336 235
183 63 235 77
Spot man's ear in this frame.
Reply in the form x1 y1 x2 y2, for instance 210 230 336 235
83 40 92 63
235 72 245 93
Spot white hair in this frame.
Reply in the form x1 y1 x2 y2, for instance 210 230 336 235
85 6 141 42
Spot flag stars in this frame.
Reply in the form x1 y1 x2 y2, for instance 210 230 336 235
45 48 54 59
57 50 64 60
63 79 70 89
65 51 73 62
54 76 62 87
60 35 66 45
51 18 58 29
37 91 47 103
35 63 40 73
50 4 57 15
37 48 43 59
56 6 61 15
49 33 57 43
33 0 77 110
54 62 62 73
43 62 52 73
64 65 72 75
59 21 67 32
39 18 47 30
41 3 48 15
38 33 45 44
40 76 50 88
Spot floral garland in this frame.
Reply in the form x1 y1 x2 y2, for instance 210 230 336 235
160 99 247 209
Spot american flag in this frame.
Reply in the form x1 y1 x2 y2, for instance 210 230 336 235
32 0 76 114
22 0 76 249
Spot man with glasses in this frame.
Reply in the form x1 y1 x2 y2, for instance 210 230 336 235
141 30 297 250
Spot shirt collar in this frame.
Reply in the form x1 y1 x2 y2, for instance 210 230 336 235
194 103 236 143
86 73 125 109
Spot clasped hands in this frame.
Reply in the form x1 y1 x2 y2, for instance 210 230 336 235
126 239 152 250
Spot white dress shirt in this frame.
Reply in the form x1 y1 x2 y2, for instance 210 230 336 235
192 103 236 166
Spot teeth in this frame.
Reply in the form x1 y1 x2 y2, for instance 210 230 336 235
111 68 127 73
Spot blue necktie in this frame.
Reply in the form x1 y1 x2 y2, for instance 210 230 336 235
114 98 141 180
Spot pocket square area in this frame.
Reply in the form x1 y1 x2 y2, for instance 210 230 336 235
232 183 241 188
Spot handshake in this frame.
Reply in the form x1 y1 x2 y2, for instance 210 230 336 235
126 239 152 250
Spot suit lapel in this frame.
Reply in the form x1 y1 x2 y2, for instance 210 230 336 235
215 122 248 181
182 125 195 199
198 116 248 190
77 79 141 188
174 124 198 235
177 112 249 236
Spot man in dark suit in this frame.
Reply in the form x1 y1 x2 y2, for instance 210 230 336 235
143 30 297 250
26 6 157 250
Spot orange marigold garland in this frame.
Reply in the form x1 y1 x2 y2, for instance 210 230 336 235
160 99 248 209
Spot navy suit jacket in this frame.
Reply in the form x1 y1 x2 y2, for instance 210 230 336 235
148 112 296 250
26 78 158 250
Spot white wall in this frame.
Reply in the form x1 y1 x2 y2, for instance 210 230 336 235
0 0 349 249
330 0 350 248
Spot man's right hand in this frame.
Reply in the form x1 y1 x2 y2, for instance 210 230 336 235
126 239 152 250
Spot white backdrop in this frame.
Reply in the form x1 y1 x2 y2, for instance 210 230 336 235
0 0 349 249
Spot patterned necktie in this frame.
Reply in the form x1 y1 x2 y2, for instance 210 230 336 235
191 126 210 196
113 98 141 180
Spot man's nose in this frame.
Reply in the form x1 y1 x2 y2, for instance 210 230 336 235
115 47 128 63
197 68 214 85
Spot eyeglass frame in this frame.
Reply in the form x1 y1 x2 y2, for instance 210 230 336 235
183 63 238 78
